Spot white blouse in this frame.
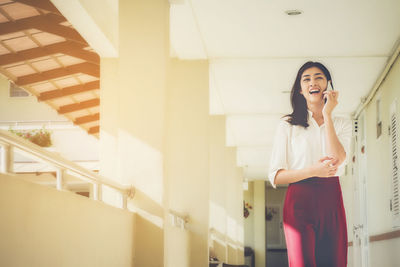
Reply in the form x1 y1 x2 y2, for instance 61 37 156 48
268 110 353 188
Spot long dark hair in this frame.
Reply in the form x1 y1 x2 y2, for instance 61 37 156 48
284 61 333 128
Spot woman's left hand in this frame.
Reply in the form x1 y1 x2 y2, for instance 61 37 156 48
322 90 339 116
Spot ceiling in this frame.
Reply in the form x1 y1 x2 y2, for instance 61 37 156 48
0 0 100 136
1 0 399 181
170 0 400 180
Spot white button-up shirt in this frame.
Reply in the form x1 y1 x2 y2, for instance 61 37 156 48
268 110 352 188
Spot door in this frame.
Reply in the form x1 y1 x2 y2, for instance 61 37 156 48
353 112 370 267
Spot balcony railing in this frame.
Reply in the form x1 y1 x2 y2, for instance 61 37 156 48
0 129 189 228
0 129 133 209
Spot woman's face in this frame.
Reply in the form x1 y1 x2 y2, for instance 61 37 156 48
299 67 329 105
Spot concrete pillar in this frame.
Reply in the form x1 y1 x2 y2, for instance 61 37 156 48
209 116 245 265
164 59 210 267
254 180 266 267
209 116 228 263
0 144 13 174
100 0 168 266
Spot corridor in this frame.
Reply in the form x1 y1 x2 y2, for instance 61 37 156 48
0 0 399 266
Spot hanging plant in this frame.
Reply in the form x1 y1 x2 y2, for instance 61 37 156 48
243 201 253 218
9 127 52 147
266 207 278 221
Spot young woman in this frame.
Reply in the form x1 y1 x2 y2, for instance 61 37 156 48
268 61 352 267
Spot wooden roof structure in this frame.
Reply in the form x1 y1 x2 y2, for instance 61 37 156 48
0 0 100 136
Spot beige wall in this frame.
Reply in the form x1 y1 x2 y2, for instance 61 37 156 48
369 239 400 267
364 56 400 233
0 75 64 122
244 181 255 248
339 161 354 264
134 215 164 267
244 181 268 267
76 0 118 51
0 173 134 267
361 54 400 266
100 0 168 265
164 58 210 267
99 1 245 266
51 0 118 57
253 180 266 267
100 0 167 201
209 116 244 264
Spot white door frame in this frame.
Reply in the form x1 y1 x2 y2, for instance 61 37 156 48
353 111 370 267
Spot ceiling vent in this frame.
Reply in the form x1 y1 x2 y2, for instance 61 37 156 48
9 82 30 98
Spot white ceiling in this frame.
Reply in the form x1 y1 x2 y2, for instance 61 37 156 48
170 0 400 180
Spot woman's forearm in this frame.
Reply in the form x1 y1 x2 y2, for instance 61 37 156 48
324 115 346 164
274 167 314 185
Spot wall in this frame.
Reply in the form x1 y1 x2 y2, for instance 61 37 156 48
209 116 244 265
0 173 134 267
100 0 168 265
265 186 287 267
253 180 266 267
0 75 64 122
339 162 354 266
265 186 286 248
164 59 210 267
51 0 118 57
100 0 167 198
362 54 400 266
99 1 245 266
134 214 164 267
243 181 255 248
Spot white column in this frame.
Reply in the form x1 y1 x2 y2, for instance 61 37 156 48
56 168 65 190
93 183 102 202
122 192 128 210
253 180 266 267
0 144 13 174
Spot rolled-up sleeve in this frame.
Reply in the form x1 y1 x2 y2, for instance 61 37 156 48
336 117 353 175
268 120 289 188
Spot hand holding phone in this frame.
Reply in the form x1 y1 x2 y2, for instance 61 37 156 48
324 81 334 104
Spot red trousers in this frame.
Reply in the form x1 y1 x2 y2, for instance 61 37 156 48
283 177 347 267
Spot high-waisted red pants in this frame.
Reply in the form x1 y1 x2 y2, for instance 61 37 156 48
283 177 347 267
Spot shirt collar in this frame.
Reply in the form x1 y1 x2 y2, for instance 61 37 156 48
307 109 325 128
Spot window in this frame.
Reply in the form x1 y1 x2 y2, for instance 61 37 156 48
9 82 30 98
390 99 400 227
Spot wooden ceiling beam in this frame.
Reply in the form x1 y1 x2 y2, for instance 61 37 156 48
0 13 66 35
38 80 99 101
88 126 99 134
58 98 99 114
0 14 87 45
33 19 87 45
13 0 62 15
16 62 99 86
0 41 99 66
74 113 100 125
63 48 99 65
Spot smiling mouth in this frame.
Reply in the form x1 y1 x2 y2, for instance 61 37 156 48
309 89 320 94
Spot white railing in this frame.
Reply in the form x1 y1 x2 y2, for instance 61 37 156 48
0 129 134 209
0 129 190 226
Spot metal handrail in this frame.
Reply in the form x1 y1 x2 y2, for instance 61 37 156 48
0 129 135 207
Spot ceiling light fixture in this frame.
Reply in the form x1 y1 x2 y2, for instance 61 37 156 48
285 9 303 16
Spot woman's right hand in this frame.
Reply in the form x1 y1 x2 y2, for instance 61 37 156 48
309 156 339 177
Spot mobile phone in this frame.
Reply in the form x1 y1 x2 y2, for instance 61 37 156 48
324 81 334 104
